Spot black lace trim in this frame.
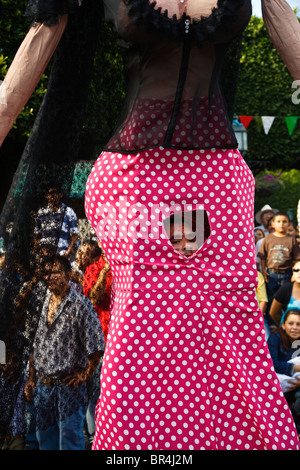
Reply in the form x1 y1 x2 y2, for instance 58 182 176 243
123 0 248 44
25 0 84 25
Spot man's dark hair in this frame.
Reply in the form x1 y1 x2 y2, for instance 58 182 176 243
54 254 72 274
82 239 102 259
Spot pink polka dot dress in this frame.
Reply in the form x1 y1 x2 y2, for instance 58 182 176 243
85 146 299 450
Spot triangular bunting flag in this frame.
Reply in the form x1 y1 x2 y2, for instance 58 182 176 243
261 116 275 134
238 116 253 129
285 116 298 135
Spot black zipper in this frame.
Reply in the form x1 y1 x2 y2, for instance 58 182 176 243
163 19 191 147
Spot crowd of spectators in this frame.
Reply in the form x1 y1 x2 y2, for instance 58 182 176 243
1 193 300 449
0 186 112 450
254 203 300 437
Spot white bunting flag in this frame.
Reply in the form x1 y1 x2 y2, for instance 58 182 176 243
261 116 275 135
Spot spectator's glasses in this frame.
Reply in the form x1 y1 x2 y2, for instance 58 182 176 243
293 269 300 273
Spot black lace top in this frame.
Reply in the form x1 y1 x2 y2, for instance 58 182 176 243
25 0 252 152
103 0 252 152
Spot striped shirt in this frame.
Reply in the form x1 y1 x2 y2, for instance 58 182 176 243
34 203 79 255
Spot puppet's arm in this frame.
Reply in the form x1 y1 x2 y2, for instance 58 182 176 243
262 0 300 81
0 15 68 147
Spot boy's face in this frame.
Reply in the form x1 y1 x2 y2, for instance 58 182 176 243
169 220 199 257
271 215 289 234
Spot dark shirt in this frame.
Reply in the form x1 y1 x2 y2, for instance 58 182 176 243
274 282 294 311
267 331 297 376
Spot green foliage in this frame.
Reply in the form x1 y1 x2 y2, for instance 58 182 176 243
0 0 49 138
254 169 300 222
14 73 48 138
0 3 124 152
0 55 8 78
236 16 300 169
0 0 29 56
80 20 126 157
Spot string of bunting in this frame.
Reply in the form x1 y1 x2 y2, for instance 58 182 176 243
237 115 299 135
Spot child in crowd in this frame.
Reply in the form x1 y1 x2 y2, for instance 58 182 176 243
254 227 266 245
258 212 300 312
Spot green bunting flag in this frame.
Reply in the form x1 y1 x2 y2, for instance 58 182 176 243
285 116 298 135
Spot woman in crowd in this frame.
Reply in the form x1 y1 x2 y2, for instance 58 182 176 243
268 308 300 435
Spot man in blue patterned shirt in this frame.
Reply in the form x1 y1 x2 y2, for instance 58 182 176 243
24 255 105 450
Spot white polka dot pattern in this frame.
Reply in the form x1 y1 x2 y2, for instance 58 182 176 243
85 147 299 450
